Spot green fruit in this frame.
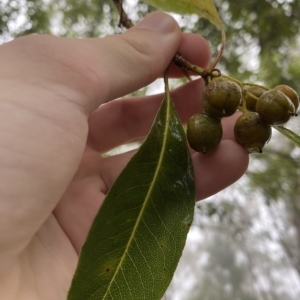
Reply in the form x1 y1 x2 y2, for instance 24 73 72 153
244 86 266 112
234 112 272 153
187 113 223 154
274 85 299 113
256 89 295 125
202 77 242 118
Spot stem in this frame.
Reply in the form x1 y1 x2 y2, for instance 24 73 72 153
242 95 247 113
243 82 270 90
111 0 271 97
172 55 205 76
246 91 259 102
164 69 170 92
112 0 210 78
112 0 134 28
210 27 226 69
221 74 244 88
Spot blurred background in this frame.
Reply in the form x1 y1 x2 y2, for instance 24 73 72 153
2 0 300 299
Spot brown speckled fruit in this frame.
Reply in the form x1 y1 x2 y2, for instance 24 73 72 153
202 77 242 118
187 113 223 154
234 112 272 153
274 85 299 113
256 89 295 125
244 86 266 111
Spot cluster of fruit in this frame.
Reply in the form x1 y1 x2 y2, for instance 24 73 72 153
187 77 299 154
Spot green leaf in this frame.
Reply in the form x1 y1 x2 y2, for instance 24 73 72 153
67 74 195 300
142 0 223 29
274 125 300 148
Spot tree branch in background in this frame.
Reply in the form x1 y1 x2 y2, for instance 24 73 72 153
112 0 134 28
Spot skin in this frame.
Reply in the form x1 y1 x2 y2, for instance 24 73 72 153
0 12 248 300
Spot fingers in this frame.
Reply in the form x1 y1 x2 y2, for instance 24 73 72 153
86 12 181 106
88 79 242 154
102 139 249 200
0 12 181 113
83 13 210 110
87 29 211 153
192 140 248 200
88 79 205 153
221 112 242 140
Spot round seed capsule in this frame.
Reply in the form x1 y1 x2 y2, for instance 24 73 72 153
256 89 295 125
187 113 223 154
234 112 272 153
202 77 242 118
244 86 266 112
274 85 299 113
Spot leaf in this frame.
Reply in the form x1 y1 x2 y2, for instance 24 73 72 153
274 125 300 148
67 73 195 300
142 0 223 29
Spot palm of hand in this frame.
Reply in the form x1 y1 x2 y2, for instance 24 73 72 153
0 150 114 300
14 147 114 300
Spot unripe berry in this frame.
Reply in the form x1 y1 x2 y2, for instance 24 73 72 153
244 86 266 112
234 112 272 153
274 85 299 113
202 77 242 118
187 113 222 154
256 89 295 125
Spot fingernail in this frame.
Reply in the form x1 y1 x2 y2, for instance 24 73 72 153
135 12 176 34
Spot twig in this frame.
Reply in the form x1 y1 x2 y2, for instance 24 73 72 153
111 0 212 78
112 0 134 28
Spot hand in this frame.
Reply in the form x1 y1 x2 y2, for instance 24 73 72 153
0 12 248 299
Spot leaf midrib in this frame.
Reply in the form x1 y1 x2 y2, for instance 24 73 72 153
101 96 170 300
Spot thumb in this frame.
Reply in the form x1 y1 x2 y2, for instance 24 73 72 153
0 12 182 114
82 11 182 109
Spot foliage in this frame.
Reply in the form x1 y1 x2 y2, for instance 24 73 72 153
68 74 195 299
142 0 223 29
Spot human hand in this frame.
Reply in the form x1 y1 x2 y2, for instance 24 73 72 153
0 12 248 299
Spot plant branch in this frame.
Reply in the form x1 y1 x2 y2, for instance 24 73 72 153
112 0 212 78
210 27 226 69
243 82 270 90
172 55 205 76
112 0 134 28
